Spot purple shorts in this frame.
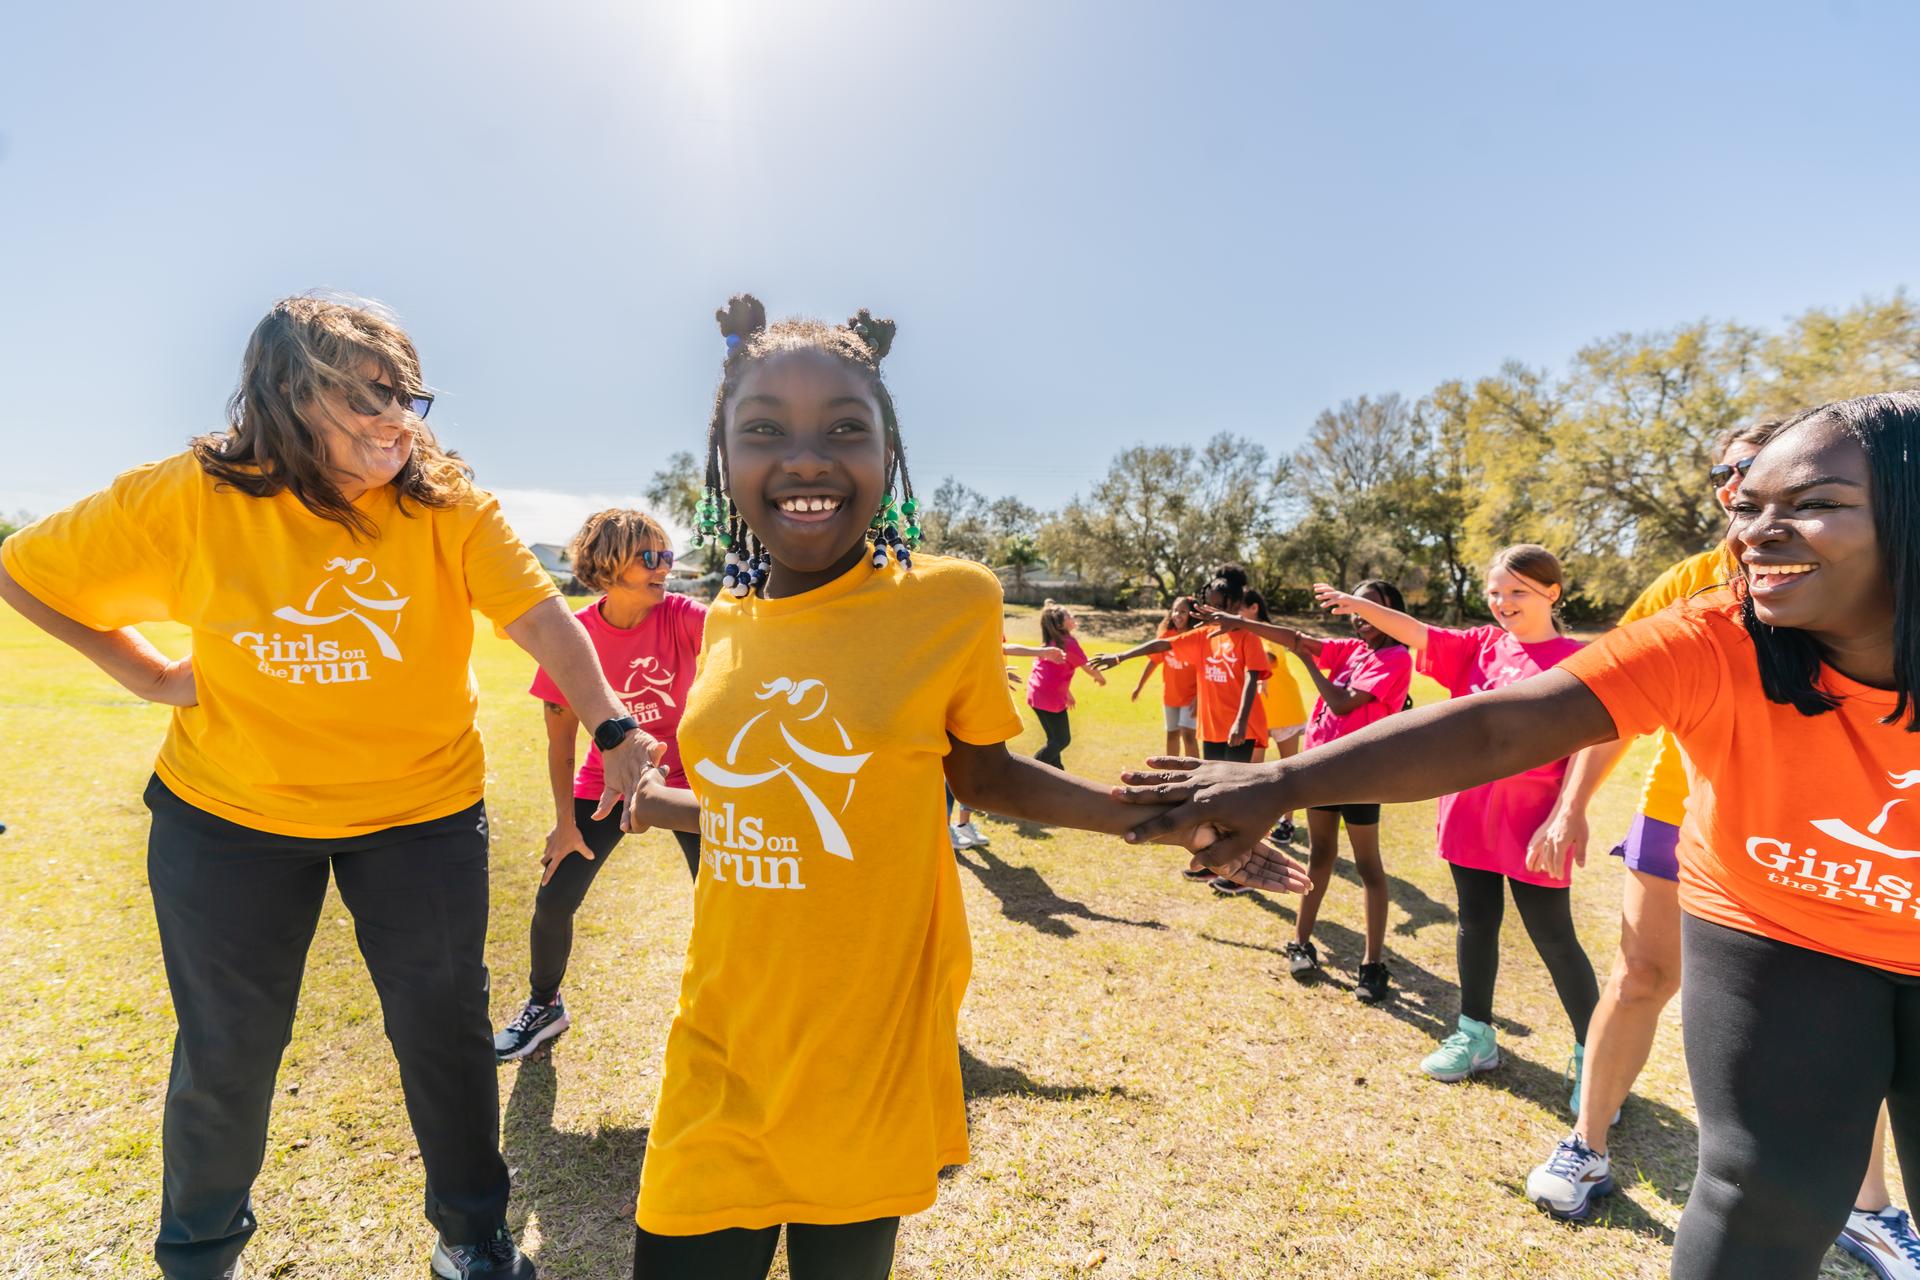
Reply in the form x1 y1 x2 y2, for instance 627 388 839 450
1609 813 1680 882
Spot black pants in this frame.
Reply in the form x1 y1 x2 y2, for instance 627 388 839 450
1673 914 1920 1279
633 1217 899 1279
144 775 508 1280
1202 739 1256 763
1448 863 1598 1038
530 798 701 1002
1033 707 1072 769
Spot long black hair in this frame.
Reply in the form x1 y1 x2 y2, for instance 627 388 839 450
1741 391 1920 731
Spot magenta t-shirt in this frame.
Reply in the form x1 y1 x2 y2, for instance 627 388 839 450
1301 637 1412 751
529 592 707 795
1025 634 1088 714
1419 624 1585 886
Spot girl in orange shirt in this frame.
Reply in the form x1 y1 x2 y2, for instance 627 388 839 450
1131 595 1200 759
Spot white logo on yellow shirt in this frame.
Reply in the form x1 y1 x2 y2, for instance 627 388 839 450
1746 770 1920 920
232 557 410 685
691 676 871 888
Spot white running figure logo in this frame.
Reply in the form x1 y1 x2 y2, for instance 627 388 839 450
273 558 410 661
1810 769 1920 860
693 677 871 860
622 655 677 707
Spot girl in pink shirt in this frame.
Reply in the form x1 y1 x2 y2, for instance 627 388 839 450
1313 545 1600 1094
495 509 708 1062
1026 600 1105 770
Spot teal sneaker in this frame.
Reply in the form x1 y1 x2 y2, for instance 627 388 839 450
1567 1043 1622 1124
1421 1015 1499 1082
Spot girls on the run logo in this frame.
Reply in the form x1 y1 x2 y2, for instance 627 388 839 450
232 558 410 686
1747 771 1920 919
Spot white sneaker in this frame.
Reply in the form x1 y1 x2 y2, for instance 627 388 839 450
1526 1132 1614 1221
948 824 972 851
956 821 989 848
1840 1206 1920 1279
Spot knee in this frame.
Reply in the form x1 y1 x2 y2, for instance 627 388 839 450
1354 859 1387 891
1610 949 1680 1006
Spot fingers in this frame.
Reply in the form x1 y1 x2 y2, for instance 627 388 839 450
1113 780 1201 804
591 788 619 822
1122 803 1204 845
1143 756 1202 770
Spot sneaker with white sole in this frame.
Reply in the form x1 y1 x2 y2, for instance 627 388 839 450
1421 1015 1500 1081
431 1227 536 1278
1284 939 1319 978
1840 1206 1920 1280
494 994 569 1061
1526 1132 1614 1222
948 824 973 851
955 820 988 848
1210 876 1254 896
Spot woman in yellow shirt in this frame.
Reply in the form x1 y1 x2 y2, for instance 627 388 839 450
0 296 659 1280
618 295 1308 1280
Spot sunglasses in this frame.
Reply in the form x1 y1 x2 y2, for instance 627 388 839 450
350 377 434 420
1708 455 1754 486
636 549 675 571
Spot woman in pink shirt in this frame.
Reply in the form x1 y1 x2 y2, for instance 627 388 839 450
1026 600 1106 770
1203 579 1413 1005
1312 545 1600 1095
494 509 707 1062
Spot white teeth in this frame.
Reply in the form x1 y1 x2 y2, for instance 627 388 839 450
1751 563 1817 577
780 496 841 513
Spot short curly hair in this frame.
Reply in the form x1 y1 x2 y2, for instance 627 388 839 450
566 508 669 594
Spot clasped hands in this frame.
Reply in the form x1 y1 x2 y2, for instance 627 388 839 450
1114 756 1311 894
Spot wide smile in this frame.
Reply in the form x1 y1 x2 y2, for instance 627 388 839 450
1746 561 1819 597
771 493 847 525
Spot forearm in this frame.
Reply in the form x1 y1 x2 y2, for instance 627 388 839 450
506 597 625 726
1340 599 1428 651
1002 643 1053 659
1234 676 1260 729
1274 673 1616 809
951 744 1174 836
0 563 175 698
1113 639 1170 664
628 781 702 834
1555 737 1631 812
546 744 578 824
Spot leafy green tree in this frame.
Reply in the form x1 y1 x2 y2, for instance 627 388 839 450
1758 292 1920 415
645 451 716 571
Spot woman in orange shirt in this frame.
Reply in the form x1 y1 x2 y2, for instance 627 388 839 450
1119 392 1920 1280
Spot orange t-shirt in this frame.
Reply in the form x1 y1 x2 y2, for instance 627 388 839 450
1560 590 1920 976
1146 625 1200 708
1167 627 1270 745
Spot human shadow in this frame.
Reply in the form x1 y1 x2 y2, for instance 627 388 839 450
961 1044 1133 1104
959 844 1168 939
1327 858 1456 937
501 1054 649 1274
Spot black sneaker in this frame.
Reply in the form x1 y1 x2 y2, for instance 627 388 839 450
1271 817 1296 844
494 994 569 1061
1284 940 1320 979
1354 962 1391 1004
431 1227 535 1278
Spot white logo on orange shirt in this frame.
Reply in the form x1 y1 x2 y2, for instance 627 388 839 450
1746 770 1920 920
691 676 871 888
232 558 410 685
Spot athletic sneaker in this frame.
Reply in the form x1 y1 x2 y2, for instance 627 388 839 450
1181 862 1214 882
955 821 989 848
1526 1132 1614 1222
1271 817 1296 844
948 824 973 851
1353 961 1391 1004
431 1228 536 1278
1421 1015 1500 1081
494 995 569 1061
1840 1206 1920 1280
1284 939 1319 978
1209 876 1254 896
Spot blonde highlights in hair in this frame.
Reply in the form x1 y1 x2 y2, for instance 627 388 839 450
192 294 472 536
567 508 670 593
1039 599 1072 648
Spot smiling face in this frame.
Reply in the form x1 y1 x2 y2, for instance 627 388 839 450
1729 416 1891 653
1715 436 1764 513
611 532 673 604
722 349 888 593
1170 598 1192 629
1484 566 1560 641
1351 586 1391 648
308 359 416 501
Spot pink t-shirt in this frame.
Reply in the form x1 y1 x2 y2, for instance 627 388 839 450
1301 637 1412 751
1025 634 1088 714
529 592 707 795
1419 624 1585 886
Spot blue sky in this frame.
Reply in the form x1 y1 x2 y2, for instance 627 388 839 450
3 0 1917 542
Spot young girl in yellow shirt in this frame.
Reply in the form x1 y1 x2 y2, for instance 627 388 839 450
617 296 1308 1279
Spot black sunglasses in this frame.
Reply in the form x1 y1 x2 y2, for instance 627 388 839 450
1708 455 1754 486
636 549 675 571
350 377 434 420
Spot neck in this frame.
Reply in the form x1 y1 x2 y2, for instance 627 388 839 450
1814 623 1899 689
598 590 655 629
1510 623 1559 645
763 541 870 600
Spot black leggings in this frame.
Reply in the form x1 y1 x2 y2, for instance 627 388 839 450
633 1217 899 1279
529 798 700 1002
1673 914 1920 1280
1033 707 1072 769
1449 864 1598 1039
1202 740 1256 762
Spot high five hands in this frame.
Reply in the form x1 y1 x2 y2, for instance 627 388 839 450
1118 756 1312 893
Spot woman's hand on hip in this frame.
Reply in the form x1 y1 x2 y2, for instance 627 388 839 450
147 655 198 707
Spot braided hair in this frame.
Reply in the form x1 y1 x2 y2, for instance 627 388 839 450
701 294 916 590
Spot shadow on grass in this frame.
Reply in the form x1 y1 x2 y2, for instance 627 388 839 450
502 1054 646 1276
959 844 1168 939
1327 858 1455 937
961 1043 1132 1103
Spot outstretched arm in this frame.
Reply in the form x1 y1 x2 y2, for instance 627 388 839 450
1089 637 1172 671
1115 669 1618 864
1193 605 1321 656
1311 583 1430 652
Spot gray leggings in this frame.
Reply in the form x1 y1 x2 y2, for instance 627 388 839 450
1674 914 1920 1279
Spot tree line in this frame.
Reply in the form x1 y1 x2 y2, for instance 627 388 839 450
647 294 1918 618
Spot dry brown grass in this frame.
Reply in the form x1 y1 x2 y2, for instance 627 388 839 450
0 606 1891 1278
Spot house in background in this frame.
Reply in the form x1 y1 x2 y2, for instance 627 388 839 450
529 542 574 588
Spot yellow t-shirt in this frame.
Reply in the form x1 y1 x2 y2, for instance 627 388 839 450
1 452 558 837
1617 546 1737 826
1262 646 1309 734
637 554 1023 1235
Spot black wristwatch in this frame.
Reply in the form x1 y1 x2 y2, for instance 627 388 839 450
593 714 642 752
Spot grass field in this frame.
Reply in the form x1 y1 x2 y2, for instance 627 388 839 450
0 603 1892 1279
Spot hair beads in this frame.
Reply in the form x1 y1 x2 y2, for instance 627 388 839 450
869 495 921 570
